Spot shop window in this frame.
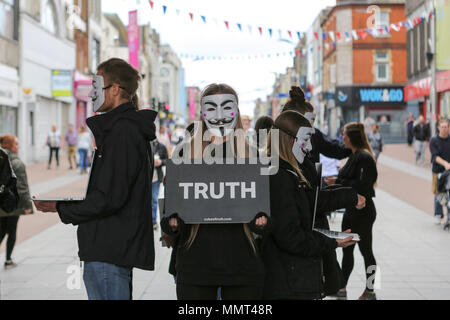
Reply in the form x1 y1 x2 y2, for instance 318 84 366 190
91 38 100 73
42 0 58 36
0 0 15 40
375 51 389 82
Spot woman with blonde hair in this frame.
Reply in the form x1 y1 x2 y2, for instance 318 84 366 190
325 122 379 300
161 83 268 300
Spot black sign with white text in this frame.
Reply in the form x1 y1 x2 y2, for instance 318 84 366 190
164 162 271 224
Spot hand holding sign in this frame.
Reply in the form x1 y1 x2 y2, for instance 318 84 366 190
165 162 271 224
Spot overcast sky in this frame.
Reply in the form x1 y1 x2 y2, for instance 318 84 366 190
102 0 336 116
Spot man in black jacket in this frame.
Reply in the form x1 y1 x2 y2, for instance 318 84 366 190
151 138 168 229
34 58 157 300
413 115 430 167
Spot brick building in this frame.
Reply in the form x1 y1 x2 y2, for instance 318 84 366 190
322 0 408 141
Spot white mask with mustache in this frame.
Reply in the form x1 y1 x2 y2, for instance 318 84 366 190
88 75 106 113
201 94 239 137
292 127 314 164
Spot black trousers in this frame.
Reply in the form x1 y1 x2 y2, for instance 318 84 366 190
341 199 377 291
48 147 60 166
0 216 20 261
177 284 263 300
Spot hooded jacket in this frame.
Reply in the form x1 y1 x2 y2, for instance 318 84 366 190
57 102 157 270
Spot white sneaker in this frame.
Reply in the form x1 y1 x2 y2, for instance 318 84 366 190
436 216 443 225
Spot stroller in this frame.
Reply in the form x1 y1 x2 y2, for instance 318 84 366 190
437 170 450 231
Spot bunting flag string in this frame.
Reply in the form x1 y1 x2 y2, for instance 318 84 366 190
178 49 308 61
147 1 434 46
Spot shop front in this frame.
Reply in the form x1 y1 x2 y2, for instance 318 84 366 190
336 85 406 142
0 64 19 136
74 72 93 130
404 70 450 123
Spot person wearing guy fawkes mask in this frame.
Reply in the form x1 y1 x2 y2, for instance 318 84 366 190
34 58 157 300
280 88 366 297
261 111 357 300
282 87 351 164
161 83 269 300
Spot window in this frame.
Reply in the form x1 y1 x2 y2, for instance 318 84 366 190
374 11 390 38
42 0 58 35
91 39 100 73
375 51 389 82
375 11 390 29
0 0 15 40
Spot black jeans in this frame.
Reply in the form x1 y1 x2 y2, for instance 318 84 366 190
48 147 60 167
177 284 263 300
0 216 20 261
341 199 377 291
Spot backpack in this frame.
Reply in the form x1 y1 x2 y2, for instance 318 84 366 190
0 150 19 214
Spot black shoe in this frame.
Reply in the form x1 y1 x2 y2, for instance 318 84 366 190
4 260 17 270
330 289 347 300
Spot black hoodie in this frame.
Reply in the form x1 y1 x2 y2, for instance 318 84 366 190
57 103 157 270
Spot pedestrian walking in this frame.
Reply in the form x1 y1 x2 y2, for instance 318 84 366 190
34 58 157 301
405 113 415 146
161 83 268 300
151 138 168 229
77 126 92 175
325 122 379 300
413 116 430 167
158 124 173 158
65 124 78 170
368 124 383 161
46 125 62 170
364 115 376 136
430 119 450 225
0 135 32 269
261 111 356 300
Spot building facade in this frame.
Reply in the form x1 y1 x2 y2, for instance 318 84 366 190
19 0 76 163
0 0 20 138
404 0 450 131
322 0 407 141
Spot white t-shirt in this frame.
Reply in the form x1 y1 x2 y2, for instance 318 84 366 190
48 131 61 148
77 132 91 150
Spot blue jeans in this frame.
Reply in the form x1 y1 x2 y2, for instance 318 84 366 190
152 182 161 225
83 262 133 300
435 195 444 218
78 148 88 171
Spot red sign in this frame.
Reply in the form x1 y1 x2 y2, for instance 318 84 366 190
404 70 450 101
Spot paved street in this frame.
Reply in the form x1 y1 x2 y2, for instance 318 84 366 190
1 144 449 300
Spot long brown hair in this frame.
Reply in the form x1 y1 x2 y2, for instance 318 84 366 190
268 111 311 184
344 122 375 158
97 58 141 109
185 83 256 253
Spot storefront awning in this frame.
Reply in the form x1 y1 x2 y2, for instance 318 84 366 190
404 70 450 101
